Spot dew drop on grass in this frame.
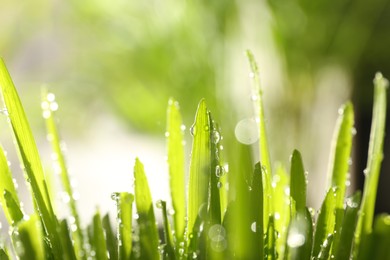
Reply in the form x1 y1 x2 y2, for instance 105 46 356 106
41 101 49 110
251 222 257 232
274 212 281 220
217 182 223 189
234 118 259 145
190 125 196 136
249 72 255 78
155 200 163 209
212 130 221 144
208 224 226 241
204 125 209 131
42 110 51 119
351 127 357 136
164 132 170 137
50 102 58 111
287 230 305 248
47 93 56 102
363 168 369 177
215 165 221 177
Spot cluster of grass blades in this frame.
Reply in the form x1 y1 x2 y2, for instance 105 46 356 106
0 52 390 259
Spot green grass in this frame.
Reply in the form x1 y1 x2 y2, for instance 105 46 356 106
0 54 389 259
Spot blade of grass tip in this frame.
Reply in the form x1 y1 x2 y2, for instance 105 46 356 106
265 216 276 260
0 59 62 258
290 150 306 214
41 90 85 259
157 200 175 259
12 213 45 260
112 192 134 260
3 190 23 225
312 187 339 257
102 214 118 260
187 99 211 248
166 98 186 244
334 191 361 260
134 158 159 260
354 73 388 258
59 219 77 260
0 145 22 225
92 210 108 260
285 208 313 260
246 50 273 229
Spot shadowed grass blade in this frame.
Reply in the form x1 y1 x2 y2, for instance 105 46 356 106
334 191 361 260
166 98 186 243
317 234 333 260
0 248 9 259
159 200 175 259
92 210 108 260
187 99 211 247
112 192 134 260
102 214 118 260
265 216 276 260
0 146 22 225
365 214 390 259
134 158 159 260
42 90 85 259
354 73 388 258
59 219 77 260
312 188 339 257
290 150 306 213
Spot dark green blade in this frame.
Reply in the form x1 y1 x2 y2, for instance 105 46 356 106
3 190 23 226
92 210 108 260
158 200 175 260
59 219 77 260
354 73 388 258
134 158 159 260
166 98 186 243
290 150 306 213
102 214 118 260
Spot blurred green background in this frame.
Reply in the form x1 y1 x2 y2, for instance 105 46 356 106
0 0 390 221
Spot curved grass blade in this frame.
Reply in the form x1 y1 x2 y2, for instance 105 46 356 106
158 200 175 260
312 188 338 257
134 158 159 260
112 192 134 260
334 191 361 260
12 214 45 260
102 214 118 260
290 150 306 214
166 98 186 243
42 90 85 259
0 145 22 225
354 73 388 258
246 50 273 229
187 99 211 246
92 210 108 260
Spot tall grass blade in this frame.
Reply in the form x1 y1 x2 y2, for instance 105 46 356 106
290 150 306 213
159 200 175 259
187 100 211 246
92 210 108 260
354 73 388 258
112 192 134 260
246 50 273 229
59 219 77 260
134 158 159 260
312 188 338 257
0 145 22 225
42 90 85 259
102 214 118 260
365 214 390 259
166 98 186 243
265 216 276 260
317 234 333 260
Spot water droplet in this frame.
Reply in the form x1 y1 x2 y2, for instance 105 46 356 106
249 72 255 78
47 93 56 102
284 187 290 196
215 165 221 177
338 107 344 115
287 231 305 248
208 224 226 241
192 252 198 259
156 200 163 209
72 192 80 201
274 212 281 220
251 94 259 101
180 124 186 131
179 248 185 256
42 110 51 119
204 125 209 131
61 192 71 203
50 102 58 111
164 131 170 137
351 127 357 135
217 182 223 189
111 192 120 201
251 222 257 232
234 118 259 145
41 101 50 110
190 125 196 136
363 168 369 177
212 131 221 144
345 179 351 187
223 164 229 173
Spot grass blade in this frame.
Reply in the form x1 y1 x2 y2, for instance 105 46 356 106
59 219 77 260
42 90 85 259
265 216 276 260
92 210 108 260
0 248 9 260
354 73 388 258
112 192 134 260
166 98 186 243
290 150 306 213
102 214 118 260
134 158 159 260
187 99 211 246
0 145 22 225
158 200 175 259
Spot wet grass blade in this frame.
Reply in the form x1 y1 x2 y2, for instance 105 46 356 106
92 210 108 260
265 216 276 260
42 90 85 259
159 200 175 259
312 188 338 257
59 219 77 260
354 73 388 257
187 100 211 247
134 158 159 260
112 192 134 260
0 146 22 225
166 98 186 243
317 234 333 260
290 150 306 213
246 50 273 229
102 214 118 260
334 191 361 260
364 214 390 259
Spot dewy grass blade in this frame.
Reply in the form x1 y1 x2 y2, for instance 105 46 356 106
166 98 186 243
187 100 211 244
3 190 23 225
246 50 273 229
92 210 108 260
102 214 118 260
159 200 175 259
134 158 159 260
0 145 22 225
290 150 306 213
42 90 85 259
0 59 62 258
112 192 134 260
59 220 77 260
354 73 388 258
312 188 338 257
365 214 390 259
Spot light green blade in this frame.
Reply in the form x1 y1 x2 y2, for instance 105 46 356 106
354 73 388 258
187 99 211 244
166 98 186 243
0 145 22 225
102 214 118 260
41 90 85 260
92 210 108 260
134 158 159 260
290 150 306 213
3 190 23 226
159 200 175 259
59 219 77 260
